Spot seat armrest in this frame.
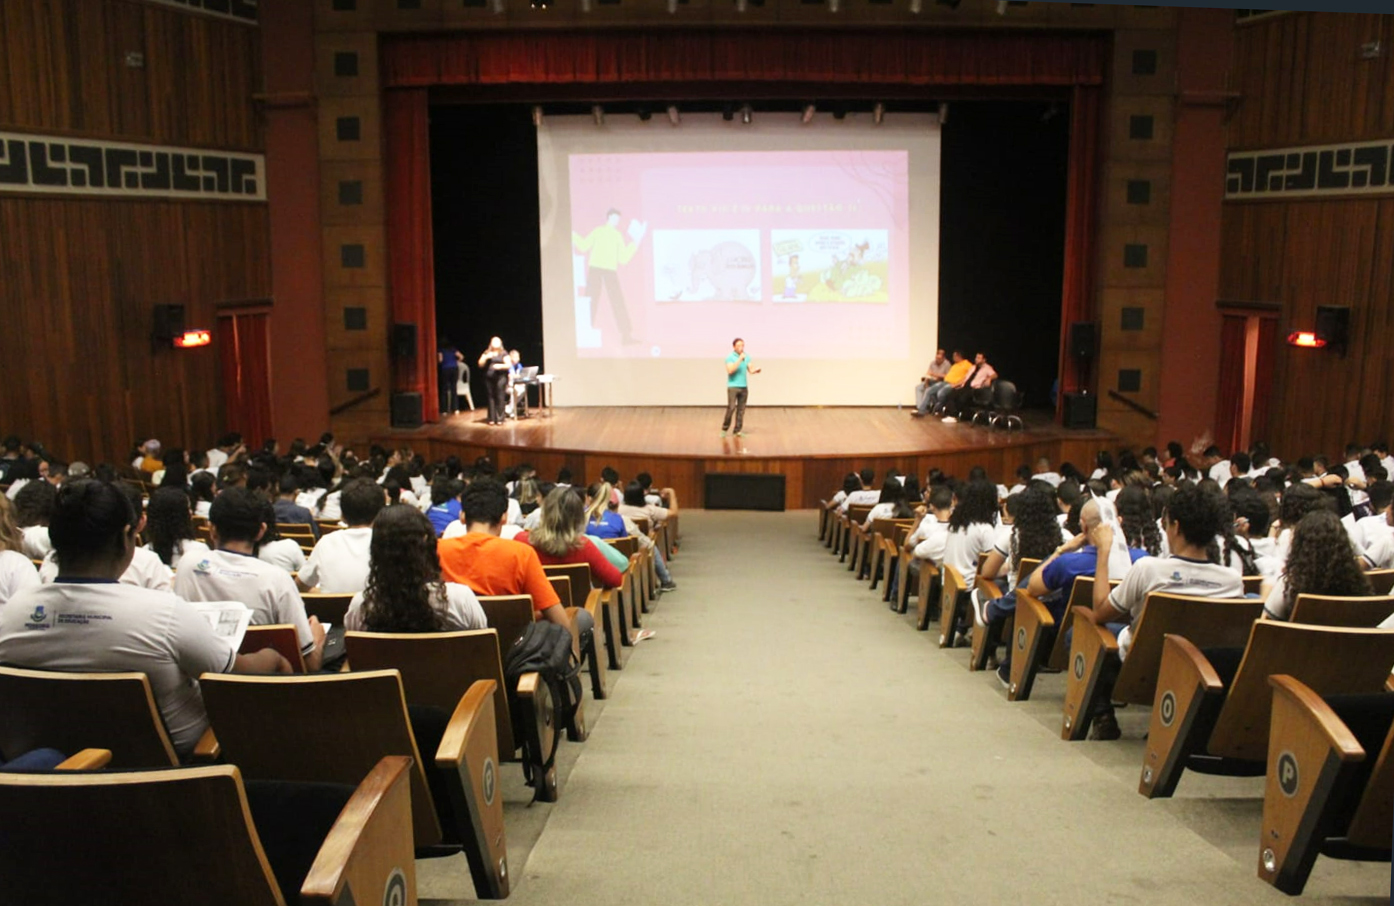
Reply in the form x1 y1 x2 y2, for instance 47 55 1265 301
192 728 221 762
300 755 417 906
55 748 113 770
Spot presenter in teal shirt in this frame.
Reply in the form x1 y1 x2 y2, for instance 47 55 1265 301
721 338 761 437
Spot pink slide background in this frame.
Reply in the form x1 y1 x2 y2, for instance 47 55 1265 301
569 150 910 359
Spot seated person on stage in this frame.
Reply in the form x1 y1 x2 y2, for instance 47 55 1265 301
297 478 385 594
38 484 172 591
505 349 528 417
1085 484 1244 739
0 480 291 759
914 348 952 411
942 352 997 420
174 487 326 673
1263 510 1372 622
437 479 578 633
517 487 624 591
838 467 881 514
914 350 971 416
344 504 486 632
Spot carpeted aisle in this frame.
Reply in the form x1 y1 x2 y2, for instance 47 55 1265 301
433 510 1389 905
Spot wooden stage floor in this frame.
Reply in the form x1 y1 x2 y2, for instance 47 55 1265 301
374 406 1116 509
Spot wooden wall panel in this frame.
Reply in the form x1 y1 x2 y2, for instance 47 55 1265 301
0 0 262 150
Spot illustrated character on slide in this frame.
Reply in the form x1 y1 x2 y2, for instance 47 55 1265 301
573 208 646 344
687 242 758 302
782 254 800 299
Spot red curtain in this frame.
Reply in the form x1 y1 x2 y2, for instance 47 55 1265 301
1249 316 1278 444
1214 315 1248 453
382 30 1107 89
216 313 274 448
385 88 439 424
1055 83 1102 416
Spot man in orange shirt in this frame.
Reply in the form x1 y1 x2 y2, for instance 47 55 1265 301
438 479 572 630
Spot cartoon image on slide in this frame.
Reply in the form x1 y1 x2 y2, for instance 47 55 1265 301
771 230 889 303
653 230 761 303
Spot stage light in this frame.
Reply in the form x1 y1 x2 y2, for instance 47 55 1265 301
667 105 680 126
530 0 550 8
492 0 504 10
580 0 591 10
801 104 816 124
667 0 677 11
592 104 605 126
531 105 544 127
1286 331 1327 349
995 0 1007 13
172 329 211 349
829 0 839 11
736 0 747 10
938 102 948 125
740 104 752 125
873 102 885 125
909 0 921 11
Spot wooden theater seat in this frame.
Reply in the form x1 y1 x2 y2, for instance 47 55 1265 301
836 505 873 562
913 558 942 630
302 592 354 625
937 563 970 649
240 625 308 674
606 535 648 617
1138 622 1394 798
0 666 180 767
1060 593 1262 740
1366 568 1394 596
969 558 1041 672
1288 593 1394 627
1006 577 1114 702
200 670 510 897
877 524 911 603
342 630 564 802
1257 675 1394 894
864 518 914 588
545 561 621 679
0 755 419 906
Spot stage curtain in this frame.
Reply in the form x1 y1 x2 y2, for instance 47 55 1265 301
1055 83 1101 415
217 313 274 448
1249 316 1277 445
1214 315 1248 453
382 30 1107 88
385 87 439 424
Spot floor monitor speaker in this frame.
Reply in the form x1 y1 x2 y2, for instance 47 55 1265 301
390 392 423 428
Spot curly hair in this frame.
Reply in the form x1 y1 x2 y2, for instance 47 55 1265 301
949 479 998 532
1164 484 1227 551
145 487 197 566
1281 510 1371 614
1279 483 1332 528
1115 485 1162 555
359 504 448 633
13 480 57 528
1010 488 1062 572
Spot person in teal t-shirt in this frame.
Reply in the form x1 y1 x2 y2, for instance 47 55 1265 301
721 338 761 436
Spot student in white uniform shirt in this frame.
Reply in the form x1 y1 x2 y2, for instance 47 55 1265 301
941 478 999 589
0 480 290 757
838 467 881 514
1263 510 1373 621
13 479 57 560
297 478 384 594
144 487 211 569
1356 480 1394 569
344 505 486 632
38 484 173 591
0 496 40 604
255 499 307 575
174 487 326 672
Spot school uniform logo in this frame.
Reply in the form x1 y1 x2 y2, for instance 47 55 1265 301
24 605 53 631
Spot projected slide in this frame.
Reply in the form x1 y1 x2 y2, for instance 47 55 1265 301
567 150 909 359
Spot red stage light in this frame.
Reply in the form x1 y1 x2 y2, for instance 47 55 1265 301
173 329 212 348
1286 331 1326 349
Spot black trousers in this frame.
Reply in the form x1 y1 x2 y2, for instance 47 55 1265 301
722 386 748 432
587 267 633 339
439 368 458 415
486 372 509 423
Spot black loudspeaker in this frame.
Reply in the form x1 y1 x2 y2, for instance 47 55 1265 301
1315 305 1350 356
390 392 423 428
1068 321 1099 360
391 323 417 359
152 304 186 341
704 473 786 511
1063 391 1097 429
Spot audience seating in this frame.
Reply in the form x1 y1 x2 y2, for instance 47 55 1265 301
912 559 942 630
543 562 617 687
1367 569 1394 596
1007 578 1114 702
0 755 419 906
0 666 180 767
200 670 510 897
1138 622 1394 799
877 524 911 603
936 564 970 649
969 558 1040 672
1060 593 1262 740
1288 593 1394 627
240 625 308 673
340 633 560 803
1258 675 1394 894
303 593 354 625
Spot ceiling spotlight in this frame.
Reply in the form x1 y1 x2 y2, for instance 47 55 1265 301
592 104 604 126
873 102 885 125
938 102 948 125
531 105 544 127
667 0 677 11
740 104 753 125
801 104 816 125
909 0 921 11
492 0 504 11
736 0 747 10
722 104 735 122
829 0 839 10
581 0 592 10
995 0 1008 13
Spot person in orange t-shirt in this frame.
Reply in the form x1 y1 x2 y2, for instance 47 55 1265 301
437 478 572 630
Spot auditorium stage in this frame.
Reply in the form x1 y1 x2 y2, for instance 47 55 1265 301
373 407 1116 510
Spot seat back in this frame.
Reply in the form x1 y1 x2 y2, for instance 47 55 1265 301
1208 621 1394 762
632 516 652 537
200 670 442 848
239 625 307 673
0 764 285 906
547 575 571 611
343 631 514 754
543 563 592 607
1113 594 1262 704
0 666 179 767
1367 568 1394 596
868 518 911 544
846 505 873 524
606 535 639 558
1289 594 1394 628
1047 576 1116 669
992 379 1020 409
302 593 353 625
478 595 535 657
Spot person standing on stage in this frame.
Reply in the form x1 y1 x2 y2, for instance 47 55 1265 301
437 336 464 416
479 337 511 426
572 208 646 345
721 338 761 437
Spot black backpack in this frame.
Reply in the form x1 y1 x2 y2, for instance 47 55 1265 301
503 621 582 792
